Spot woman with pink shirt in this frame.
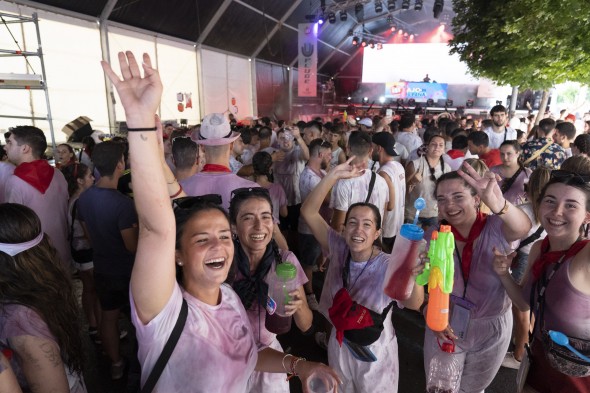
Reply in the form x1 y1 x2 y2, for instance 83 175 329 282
102 51 337 392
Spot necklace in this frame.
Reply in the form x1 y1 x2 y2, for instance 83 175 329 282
347 247 376 291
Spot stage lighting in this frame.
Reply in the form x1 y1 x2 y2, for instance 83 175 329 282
375 1 383 13
355 2 363 14
340 10 348 21
352 36 360 45
347 96 352 101
348 29 354 36
317 14 325 24
408 98 416 106
433 0 444 18
415 0 423 11
466 99 474 108
396 98 405 105
401 0 410 10
387 0 396 11
328 12 336 23
446 99 454 107
376 42 383 50
369 39 375 49
361 38 368 47
363 97 369 104
379 96 386 104
426 98 435 107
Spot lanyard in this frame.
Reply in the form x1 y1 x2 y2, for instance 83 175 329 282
455 244 469 299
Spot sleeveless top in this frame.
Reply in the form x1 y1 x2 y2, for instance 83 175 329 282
405 156 450 219
331 147 343 169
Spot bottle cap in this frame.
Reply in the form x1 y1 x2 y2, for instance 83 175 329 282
400 223 424 242
439 225 452 233
276 262 297 280
441 341 455 353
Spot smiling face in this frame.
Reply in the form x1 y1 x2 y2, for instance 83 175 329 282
436 178 479 228
233 197 274 254
176 209 234 291
343 205 381 255
539 183 590 240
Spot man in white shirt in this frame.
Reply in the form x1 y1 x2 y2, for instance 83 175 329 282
396 114 423 154
483 105 517 149
330 131 390 232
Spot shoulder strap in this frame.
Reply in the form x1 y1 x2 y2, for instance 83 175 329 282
523 141 552 166
500 166 524 194
529 255 565 338
516 226 544 252
69 200 78 244
365 172 376 204
141 298 188 393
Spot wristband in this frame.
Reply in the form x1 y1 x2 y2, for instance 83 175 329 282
281 354 294 374
127 127 157 132
492 199 509 216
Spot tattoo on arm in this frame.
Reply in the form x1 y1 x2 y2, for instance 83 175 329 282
40 342 62 368
140 133 147 141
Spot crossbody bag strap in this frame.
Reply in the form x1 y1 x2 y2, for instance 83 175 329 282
529 259 564 338
141 298 189 393
365 171 376 204
500 166 524 194
523 141 552 166
516 226 544 252
69 200 78 244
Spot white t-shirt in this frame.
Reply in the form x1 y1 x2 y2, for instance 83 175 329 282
378 160 406 238
483 126 517 149
131 284 258 392
396 131 423 155
330 168 390 224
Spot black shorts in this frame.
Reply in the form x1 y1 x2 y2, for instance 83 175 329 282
279 204 301 231
94 272 130 311
298 233 322 267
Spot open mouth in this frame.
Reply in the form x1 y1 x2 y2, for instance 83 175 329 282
204 257 226 269
546 218 567 227
351 236 364 243
250 233 267 241
446 210 461 218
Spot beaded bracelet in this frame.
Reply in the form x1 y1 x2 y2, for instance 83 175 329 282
288 356 306 379
169 184 183 199
127 127 157 132
281 354 294 374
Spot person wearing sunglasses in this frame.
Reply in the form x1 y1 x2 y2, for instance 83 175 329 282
301 157 424 392
494 158 590 392
228 186 314 392
405 133 450 230
101 51 338 391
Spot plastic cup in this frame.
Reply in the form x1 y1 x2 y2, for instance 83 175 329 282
306 370 336 393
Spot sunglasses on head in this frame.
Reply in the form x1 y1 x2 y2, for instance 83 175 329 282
550 170 590 185
231 187 270 200
173 194 222 210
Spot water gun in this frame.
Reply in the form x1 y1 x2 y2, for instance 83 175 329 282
416 225 455 332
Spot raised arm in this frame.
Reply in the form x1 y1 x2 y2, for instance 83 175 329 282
458 162 531 242
101 51 176 324
301 157 363 251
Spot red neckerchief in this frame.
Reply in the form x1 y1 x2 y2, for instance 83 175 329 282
451 212 488 281
14 160 54 194
446 149 465 159
531 237 590 280
202 164 231 173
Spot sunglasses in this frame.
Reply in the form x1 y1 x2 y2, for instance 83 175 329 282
171 135 193 145
231 187 270 200
173 194 222 210
550 170 590 185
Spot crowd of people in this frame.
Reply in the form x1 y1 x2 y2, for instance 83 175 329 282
0 50 589 393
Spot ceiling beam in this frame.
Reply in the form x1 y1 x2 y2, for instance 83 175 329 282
234 0 349 57
196 0 233 45
99 0 118 22
251 0 303 58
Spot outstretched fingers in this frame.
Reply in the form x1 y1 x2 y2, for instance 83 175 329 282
125 50 142 79
100 60 121 85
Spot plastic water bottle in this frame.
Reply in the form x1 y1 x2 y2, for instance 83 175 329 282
265 262 298 334
426 340 462 393
382 223 425 300
306 369 337 393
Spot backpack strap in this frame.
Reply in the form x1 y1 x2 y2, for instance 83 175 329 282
365 172 376 204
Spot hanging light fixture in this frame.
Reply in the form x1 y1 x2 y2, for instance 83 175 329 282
361 38 368 47
414 0 423 11
375 1 383 13
369 39 375 48
328 12 336 23
401 0 410 10
387 0 396 11
340 10 348 21
433 0 444 18
352 36 360 45
355 2 363 14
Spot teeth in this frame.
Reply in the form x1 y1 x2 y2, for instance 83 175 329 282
205 257 225 265
250 234 265 240
547 219 566 226
351 236 364 243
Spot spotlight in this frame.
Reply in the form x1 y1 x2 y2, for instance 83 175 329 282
403 31 409 39
328 12 336 23
396 98 404 105
408 98 416 106
409 33 415 39
317 14 325 24
415 0 423 11
355 2 363 14
379 96 386 104
361 38 368 47
446 99 454 107
347 96 352 101
401 0 410 10
376 42 383 50
340 10 348 21
352 36 360 45
390 25 396 32
369 39 375 49
363 97 369 104
466 99 474 108
426 98 434 107
375 1 383 13
348 29 354 37
433 0 444 18
387 0 396 11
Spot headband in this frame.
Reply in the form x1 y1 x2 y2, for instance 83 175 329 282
0 231 44 256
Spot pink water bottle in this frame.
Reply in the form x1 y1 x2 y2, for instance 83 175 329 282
383 223 425 300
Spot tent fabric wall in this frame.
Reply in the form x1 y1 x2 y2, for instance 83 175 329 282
200 48 252 119
255 61 289 120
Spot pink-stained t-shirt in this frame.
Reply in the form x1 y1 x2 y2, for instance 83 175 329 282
273 146 305 206
0 304 86 392
298 166 330 235
5 168 71 270
130 283 258 393
490 165 531 205
0 161 15 204
266 183 287 223
180 172 258 211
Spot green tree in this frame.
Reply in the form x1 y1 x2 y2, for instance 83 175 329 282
449 0 590 90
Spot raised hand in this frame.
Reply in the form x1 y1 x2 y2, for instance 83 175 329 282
101 51 162 124
328 156 365 180
458 162 505 214
492 247 516 277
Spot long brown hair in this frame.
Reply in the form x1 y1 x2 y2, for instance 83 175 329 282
0 204 83 374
